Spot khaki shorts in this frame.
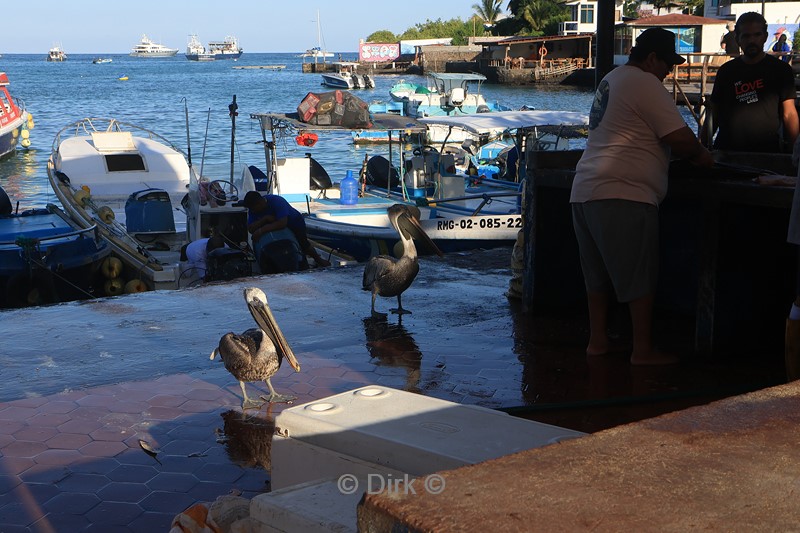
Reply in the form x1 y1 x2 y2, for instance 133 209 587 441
572 199 659 302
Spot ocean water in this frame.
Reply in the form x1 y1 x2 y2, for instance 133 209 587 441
0 52 595 210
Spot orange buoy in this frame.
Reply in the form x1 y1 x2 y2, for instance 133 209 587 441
295 132 319 147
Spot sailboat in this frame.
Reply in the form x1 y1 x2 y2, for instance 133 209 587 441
300 10 333 61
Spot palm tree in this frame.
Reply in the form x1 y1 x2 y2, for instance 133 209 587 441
473 0 504 31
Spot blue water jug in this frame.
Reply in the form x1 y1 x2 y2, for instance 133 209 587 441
340 169 358 205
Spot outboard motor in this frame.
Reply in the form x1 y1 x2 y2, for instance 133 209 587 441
0 185 12 216
308 155 333 193
206 248 252 281
364 74 375 88
366 155 399 188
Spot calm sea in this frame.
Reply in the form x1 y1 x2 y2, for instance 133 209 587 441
0 52 595 210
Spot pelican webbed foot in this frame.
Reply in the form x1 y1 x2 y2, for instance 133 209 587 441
260 378 296 404
259 392 296 404
239 381 265 410
389 307 411 315
242 397 266 410
372 310 388 319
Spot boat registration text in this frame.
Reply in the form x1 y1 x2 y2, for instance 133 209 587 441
435 216 522 232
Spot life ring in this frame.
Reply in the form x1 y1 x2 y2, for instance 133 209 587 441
539 45 548 59
295 132 318 147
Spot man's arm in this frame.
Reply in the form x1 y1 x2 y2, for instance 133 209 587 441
782 98 799 149
252 216 289 241
662 126 715 167
247 214 275 234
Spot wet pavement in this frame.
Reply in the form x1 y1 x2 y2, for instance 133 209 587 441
0 248 789 531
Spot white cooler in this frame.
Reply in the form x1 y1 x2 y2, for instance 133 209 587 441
270 385 585 490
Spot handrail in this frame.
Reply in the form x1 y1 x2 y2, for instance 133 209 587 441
51 117 187 158
0 223 99 246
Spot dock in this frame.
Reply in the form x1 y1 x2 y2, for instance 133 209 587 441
0 248 788 530
233 65 286 70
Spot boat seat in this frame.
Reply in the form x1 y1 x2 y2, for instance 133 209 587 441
448 88 466 106
125 188 176 233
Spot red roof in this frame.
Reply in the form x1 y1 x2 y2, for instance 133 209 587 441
626 14 729 26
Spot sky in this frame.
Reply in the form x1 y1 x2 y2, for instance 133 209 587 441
1 0 499 54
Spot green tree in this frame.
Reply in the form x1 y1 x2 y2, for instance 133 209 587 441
520 0 568 36
682 0 704 15
366 30 397 42
503 0 568 37
398 18 473 45
473 0 504 32
623 0 641 18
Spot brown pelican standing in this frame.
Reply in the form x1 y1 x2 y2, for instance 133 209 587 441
211 287 300 409
362 204 443 319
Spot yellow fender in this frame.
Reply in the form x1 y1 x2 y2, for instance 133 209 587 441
97 206 115 223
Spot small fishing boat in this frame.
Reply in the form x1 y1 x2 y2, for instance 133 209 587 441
394 73 511 143
320 62 375 90
0 185 110 308
389 80 437 102
361 110 590 218
129 35 178 57
46 45 67 62
244 112 522 261
0 72 34 159
47 116 350 292
117 75 129 81
47 118 200 291
92 58 113 64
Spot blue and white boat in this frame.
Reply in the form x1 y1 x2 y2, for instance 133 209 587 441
320 62 375 90
394 73 511 143
0 186 110 308
360 110 590 219
244 112 522 261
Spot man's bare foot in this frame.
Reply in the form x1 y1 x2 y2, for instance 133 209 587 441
587 339 630 357
630 350 679 365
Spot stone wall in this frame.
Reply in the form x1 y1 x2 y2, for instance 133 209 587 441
420 45 482 73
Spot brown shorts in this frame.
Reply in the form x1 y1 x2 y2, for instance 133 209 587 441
572 199 659 302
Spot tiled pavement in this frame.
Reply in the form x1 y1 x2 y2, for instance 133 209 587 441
0 251 789 531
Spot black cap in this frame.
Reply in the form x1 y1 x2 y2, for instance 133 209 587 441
634 28 686 66
232 191 263 208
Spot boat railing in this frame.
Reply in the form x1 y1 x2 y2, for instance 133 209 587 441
414 191 521 217
51 118 187 157
0 223 100 247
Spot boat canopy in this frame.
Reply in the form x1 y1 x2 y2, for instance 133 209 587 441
251 112 426 133
418 110 588 135
429 73 487 82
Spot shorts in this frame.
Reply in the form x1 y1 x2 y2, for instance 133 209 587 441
571 199 659 302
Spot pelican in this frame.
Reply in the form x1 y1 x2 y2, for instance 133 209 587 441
210 287 301 409
362 204 443 318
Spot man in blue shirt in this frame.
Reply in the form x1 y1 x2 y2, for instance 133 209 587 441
238 191 330 269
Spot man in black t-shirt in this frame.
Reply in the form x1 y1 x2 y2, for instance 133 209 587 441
720 22 740 57
707 12 798 153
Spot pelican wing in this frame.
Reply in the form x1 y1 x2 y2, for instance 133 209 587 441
363 255 395 291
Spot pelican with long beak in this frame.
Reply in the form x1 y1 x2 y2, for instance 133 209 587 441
362 204 443 319
211 287 301 408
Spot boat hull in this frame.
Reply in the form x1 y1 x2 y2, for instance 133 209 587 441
186 51 242 61
0 113 28 160
0 205 110 308
321 74 352 89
